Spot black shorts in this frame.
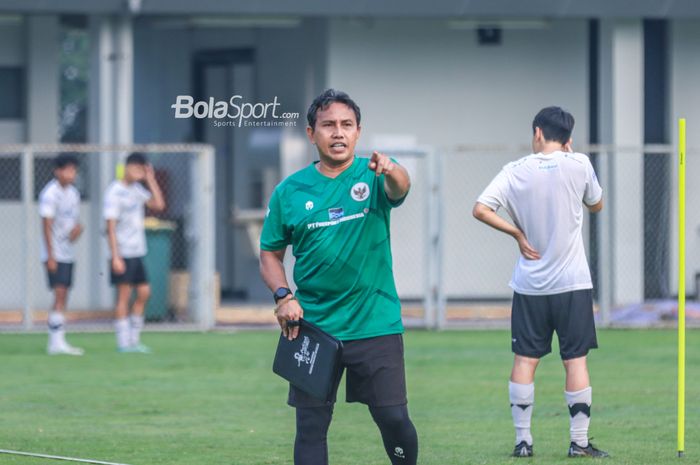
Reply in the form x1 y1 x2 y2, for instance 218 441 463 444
288 333 408 409
110 257 149 286
46 262 73 289
511 289 598 360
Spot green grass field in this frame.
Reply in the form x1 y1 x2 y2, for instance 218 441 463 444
0 329 698 465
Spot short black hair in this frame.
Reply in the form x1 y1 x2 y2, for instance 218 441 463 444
306 89 361 129
126 152 148 165
532 106 575 144
54 154 79 169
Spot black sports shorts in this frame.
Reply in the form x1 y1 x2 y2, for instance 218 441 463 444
110 257 148 286
511 289 598 360
288 333 408 408
47 262 73 289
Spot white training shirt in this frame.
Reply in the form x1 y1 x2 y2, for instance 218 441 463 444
38 179 81 263
103 180 152 258
477 151 603 295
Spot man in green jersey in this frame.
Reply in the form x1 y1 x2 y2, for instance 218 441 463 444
260 89 416 465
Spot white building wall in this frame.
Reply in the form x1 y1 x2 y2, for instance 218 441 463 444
671 19 700 296
327 18 589 298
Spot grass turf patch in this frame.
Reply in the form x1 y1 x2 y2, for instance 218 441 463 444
0 329 697 464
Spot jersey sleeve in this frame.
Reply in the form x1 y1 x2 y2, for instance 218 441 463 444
38 187 56 219
583 157 603 206
103 186 120 220
136 183 153 203
477 168 510 211
72 187 81 219
260 188 291 251
378 158 408 209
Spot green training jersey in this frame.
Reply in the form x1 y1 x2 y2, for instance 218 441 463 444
260 156 406 341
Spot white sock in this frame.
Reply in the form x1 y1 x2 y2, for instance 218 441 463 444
509 381 534 445
115 318 130 349
129 314 144 346
565 386 592 447
48 311 66 348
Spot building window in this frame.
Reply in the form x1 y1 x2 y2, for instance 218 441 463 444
0 157 21 200
0 67 24 119
59 15 89 143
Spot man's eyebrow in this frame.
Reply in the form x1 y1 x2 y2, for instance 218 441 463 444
318 118 355 124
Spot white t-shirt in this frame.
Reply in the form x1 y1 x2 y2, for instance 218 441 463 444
103 180 152 258
38 179 81 263
477 151 603 295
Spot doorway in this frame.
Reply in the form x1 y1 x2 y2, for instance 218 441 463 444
192 48 256 299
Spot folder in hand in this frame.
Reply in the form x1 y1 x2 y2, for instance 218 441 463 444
272 319 344 402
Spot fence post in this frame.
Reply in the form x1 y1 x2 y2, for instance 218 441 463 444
598 150 614 327
190 146 216 330
424 149 446 330
421 149 434 329
21 148 34 330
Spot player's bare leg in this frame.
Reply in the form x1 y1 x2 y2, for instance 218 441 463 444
511 355 539 384
115 284 133 351
128 284 151 353
510 355 538 456
47 285 83 356
563 356 589 391
53 285 67 312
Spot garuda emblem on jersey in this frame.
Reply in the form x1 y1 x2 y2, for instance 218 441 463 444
350 182 370 201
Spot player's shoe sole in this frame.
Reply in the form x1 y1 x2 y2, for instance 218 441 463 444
512 441 533 457
568 441 609 458
132 344 152 354
48 345 85 356
117 344 152 354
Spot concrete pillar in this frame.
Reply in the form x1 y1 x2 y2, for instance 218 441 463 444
599 19 645 306
26 15 59 143
114 15 133 147
86 14 135 310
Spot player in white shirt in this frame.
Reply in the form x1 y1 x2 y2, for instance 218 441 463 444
39 154 85 356
474 107 608 458
104 153 165 353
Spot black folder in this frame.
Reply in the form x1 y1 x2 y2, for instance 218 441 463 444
272 319 344 402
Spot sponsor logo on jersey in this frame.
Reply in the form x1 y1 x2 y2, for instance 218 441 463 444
305 200 314 211
351 182 370 201
328 207 344 220
307 212 365 230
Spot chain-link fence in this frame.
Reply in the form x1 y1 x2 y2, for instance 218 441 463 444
356 148 441 328
0 144 215 330
4 143 695 330
435 144 700 327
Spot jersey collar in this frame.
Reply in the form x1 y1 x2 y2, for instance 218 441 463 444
311 156 358 182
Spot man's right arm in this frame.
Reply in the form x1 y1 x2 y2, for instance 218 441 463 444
585 198 603 213
472 202 541 260
260 249 303 340
42 217 57 272
106 219 125 274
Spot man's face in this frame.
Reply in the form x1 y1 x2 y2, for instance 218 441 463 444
306 102 361 165
125 162 146 182
55 165 77 185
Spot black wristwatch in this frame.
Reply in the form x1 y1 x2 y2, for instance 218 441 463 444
273 287 293 304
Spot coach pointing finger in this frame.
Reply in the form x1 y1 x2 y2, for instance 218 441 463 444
259 89 417 465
